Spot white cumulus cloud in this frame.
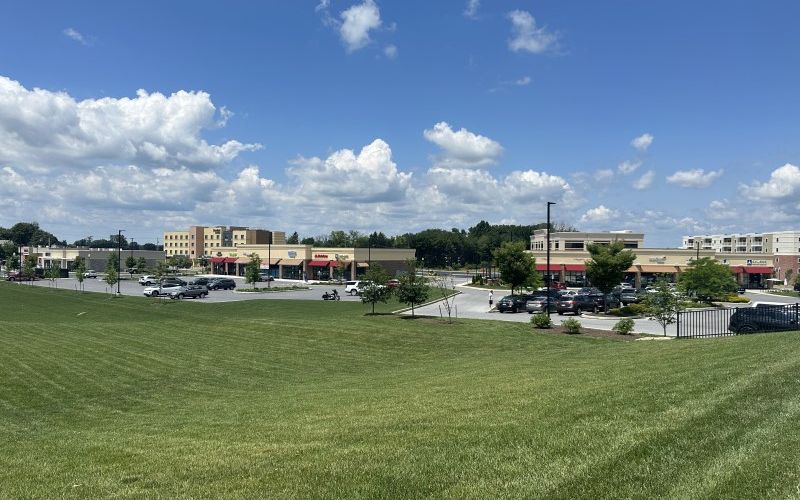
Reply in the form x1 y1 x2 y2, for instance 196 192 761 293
631 133 653 152
633 170 655 190
617 160 641 175
740 163 800 200
666 168 723 188
507 10 558 54
0 76 260 172
464 0 480 19
580 205 618 223
423 121 503 168
339 0 382 52
63 28 89 45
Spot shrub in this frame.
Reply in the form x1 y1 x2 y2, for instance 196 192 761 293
608 304 649 316
561 318 581 334
530 313 552 329
613 317 635 335
721 294 750 303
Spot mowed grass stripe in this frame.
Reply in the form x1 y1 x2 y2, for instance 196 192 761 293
4 282 800 497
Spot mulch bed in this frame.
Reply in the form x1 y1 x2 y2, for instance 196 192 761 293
534 325 642 340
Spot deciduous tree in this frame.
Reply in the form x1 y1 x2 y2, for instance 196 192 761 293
360 263 392 315
245 254 261 289
396 260 430 318
678 257 737 304
643 279 683 337
586 241 636 305
492 241 540 294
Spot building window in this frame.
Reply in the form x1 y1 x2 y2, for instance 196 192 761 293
564 241 584 250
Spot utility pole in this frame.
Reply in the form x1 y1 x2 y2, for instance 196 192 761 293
546 202 556 316
268 240 271 289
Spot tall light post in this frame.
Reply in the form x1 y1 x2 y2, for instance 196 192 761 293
267 240 271 289
117 229 125 296
546 202 556 316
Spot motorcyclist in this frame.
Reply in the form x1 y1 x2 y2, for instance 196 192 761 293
332 289 339 300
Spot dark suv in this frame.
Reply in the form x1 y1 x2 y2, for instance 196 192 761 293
556 294 597 315
208 278 236 291
161 277 188 286
496 294 532 313
729 304 800 334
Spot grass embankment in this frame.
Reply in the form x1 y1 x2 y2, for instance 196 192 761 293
3 283 800 497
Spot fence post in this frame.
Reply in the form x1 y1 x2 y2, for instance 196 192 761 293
676 310 681 338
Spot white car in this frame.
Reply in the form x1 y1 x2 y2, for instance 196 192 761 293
345 281 363 295
142 284 181 297
139 275 159 286
84 269 98 278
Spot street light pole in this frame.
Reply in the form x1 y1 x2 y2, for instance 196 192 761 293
117 229 124 296
546 202 556 316
268 241 271 289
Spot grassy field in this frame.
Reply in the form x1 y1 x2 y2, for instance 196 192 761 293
3 283 800 498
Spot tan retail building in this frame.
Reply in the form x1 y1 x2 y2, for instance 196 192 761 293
530 230 775 288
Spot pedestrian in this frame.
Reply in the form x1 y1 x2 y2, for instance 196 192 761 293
489 289 494 309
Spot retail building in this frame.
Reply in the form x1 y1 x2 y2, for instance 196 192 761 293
530 230 777 288
20 246 165 273
163 226 285 259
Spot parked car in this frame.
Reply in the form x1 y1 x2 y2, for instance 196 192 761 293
387 279 400 289
556 294 597 315
167 285 209 299
161 277 188 287
6 271 38 281
592 293 621 311
497 294 532 313
138 275 159 286
549 281 567 290
525 293 560 314
84 269 98 278
558 290 577 298
729 305 800 334
142 284 182 297
190 277 212 286
345 281 363 295
257 274 275 282
619 289 641 305
579 287 601 295
208 278 236 290
794 283 800 292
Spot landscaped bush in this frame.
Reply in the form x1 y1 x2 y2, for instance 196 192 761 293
612 318 635 335
719 294 750 303
561 318 581 334
607 304 649 316
530 313 552 329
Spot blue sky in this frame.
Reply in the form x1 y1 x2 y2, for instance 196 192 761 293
1 0 799 247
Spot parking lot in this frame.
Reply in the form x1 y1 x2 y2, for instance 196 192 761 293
18 275 363 304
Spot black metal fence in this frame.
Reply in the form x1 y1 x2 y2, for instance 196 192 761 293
677 303 800 339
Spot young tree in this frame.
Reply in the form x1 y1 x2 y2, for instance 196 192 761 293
586 241 636 310
197 256 209 272
104 255 119 293
245 254 262 289
137 256 148 273
678 257 737 304
168 255 192 270
643 279 684 337
8 253 20 271
23 255 36 284
492 241 541 294
75 258 86 292
396 260 430 318
125 255 137 273
335 256 347 282
46 261 61 287
431 273 458 323
785 269 794 286
360 263 392 315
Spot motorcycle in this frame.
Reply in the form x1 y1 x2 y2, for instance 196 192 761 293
322 290 340 301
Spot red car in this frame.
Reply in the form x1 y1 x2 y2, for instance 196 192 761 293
387 279 400 289
550 281 567 290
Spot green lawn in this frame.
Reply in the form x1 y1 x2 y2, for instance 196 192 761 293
3 283 800 498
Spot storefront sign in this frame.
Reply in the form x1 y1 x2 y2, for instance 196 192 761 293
747 259 767 266
648 257 667 264
314 254 329 259
288 251 297 258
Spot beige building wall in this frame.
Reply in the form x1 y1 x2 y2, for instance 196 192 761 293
163 230 190 257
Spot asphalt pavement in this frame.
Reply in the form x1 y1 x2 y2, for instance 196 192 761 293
17 275 362 303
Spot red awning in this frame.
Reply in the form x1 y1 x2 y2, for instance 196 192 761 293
210 257 225 264
536 264 561 271
308 260 333 267
223 257 238 263
742 266 773 274
564 264 585 272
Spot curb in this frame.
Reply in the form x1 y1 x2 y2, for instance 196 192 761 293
392 291 462 314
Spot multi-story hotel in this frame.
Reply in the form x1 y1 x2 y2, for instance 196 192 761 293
163 226 286 259
681 231 800 281
163 225 415 280
530 229 783 288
